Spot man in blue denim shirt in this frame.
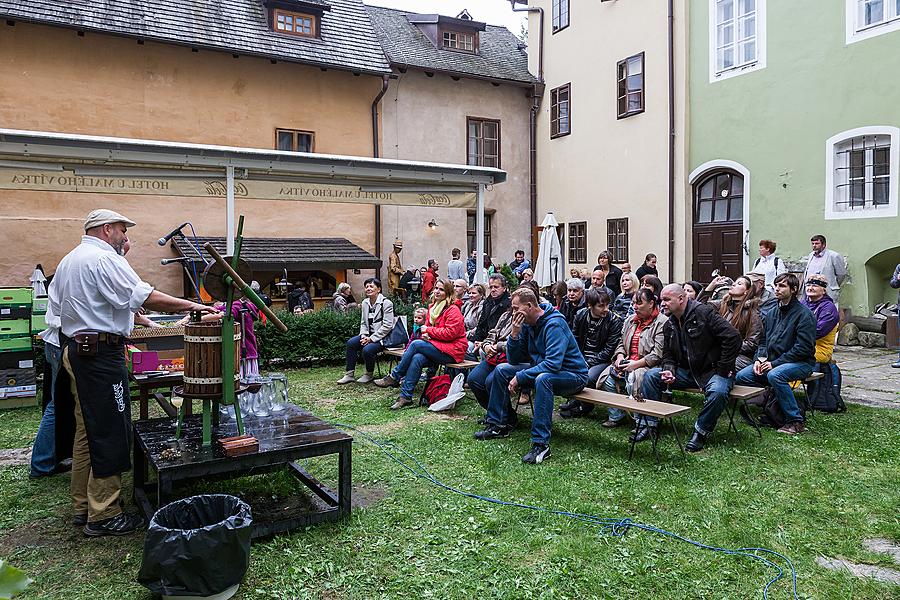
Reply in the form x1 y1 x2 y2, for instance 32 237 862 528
474 287 588 464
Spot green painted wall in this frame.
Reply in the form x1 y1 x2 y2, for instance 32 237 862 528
689 0 900 314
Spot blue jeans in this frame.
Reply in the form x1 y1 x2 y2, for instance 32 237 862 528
345 335 384 373
642 367 734 436
600 371 628 423
467 359 497 409
391 339 454 400
735 361 813 424
30 342 62 476
487 363 587 446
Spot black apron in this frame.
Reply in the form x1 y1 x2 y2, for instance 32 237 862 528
55 335 132 478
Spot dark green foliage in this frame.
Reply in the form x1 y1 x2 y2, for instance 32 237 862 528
255 298 417 366
498 263 519 288
255 310 359 366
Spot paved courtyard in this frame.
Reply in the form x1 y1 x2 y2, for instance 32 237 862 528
833 346 900 409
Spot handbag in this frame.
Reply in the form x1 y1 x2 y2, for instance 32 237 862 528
382 316 409 349
486 351 507 366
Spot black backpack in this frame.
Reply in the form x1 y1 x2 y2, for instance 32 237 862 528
806 362 846 413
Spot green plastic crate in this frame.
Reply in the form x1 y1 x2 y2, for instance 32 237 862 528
32 297 49 314
0 320 30 339
31 313 48 334
0 337 32 352
0 288 32 307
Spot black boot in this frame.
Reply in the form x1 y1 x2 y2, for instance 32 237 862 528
685 431 707 453
631 425 658 443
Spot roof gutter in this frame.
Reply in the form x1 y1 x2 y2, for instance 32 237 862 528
371 74 391 265
510 0 544 257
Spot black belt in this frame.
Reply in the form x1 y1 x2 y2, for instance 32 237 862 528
70 331 127 345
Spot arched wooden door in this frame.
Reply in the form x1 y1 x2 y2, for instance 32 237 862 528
691 170 744 282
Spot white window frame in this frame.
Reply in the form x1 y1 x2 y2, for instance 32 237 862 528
846 0 900 44
708 0 766 83
825 126 899 220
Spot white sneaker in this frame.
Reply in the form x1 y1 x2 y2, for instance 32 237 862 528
356 372 375 384
336 371 356 385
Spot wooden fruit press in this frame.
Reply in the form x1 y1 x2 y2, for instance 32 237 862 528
174 215 287 447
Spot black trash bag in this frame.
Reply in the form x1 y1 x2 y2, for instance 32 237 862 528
138 494 252 597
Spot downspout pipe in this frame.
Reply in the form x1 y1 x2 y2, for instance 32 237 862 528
667 0 676 283
510 1 544 256
371 74 390 263
509 1 543 81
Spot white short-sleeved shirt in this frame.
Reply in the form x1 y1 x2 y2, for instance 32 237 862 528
49 235 154 337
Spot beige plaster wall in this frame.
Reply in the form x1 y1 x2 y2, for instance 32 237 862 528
0 23 382 294
378 69 533 279
528 0 689 281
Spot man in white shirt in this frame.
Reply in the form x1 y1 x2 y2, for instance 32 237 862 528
51 209 216 537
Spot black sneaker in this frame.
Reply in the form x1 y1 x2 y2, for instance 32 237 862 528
83 512 145 537
72 513 88 527
560 402 592 419
559 398 580 412
522 443 551 464
474 425 510 440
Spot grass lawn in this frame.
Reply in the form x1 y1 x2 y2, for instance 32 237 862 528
1 366 898 599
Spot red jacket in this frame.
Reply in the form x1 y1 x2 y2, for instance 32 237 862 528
421 268 437 302
425 303 467 362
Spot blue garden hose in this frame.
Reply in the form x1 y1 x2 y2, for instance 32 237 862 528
329 421 800 600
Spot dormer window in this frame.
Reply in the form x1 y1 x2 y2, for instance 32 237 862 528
265 0 329 38
443 30 476 52
408 12 486 55
274 9 315 37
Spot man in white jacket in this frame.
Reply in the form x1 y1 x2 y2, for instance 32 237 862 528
803 235 847 303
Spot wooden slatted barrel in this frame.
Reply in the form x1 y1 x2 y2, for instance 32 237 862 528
183 321 241 396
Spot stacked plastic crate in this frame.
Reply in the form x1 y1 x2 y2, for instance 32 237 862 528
0 288 36 407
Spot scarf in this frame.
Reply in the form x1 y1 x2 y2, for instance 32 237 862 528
429 299 448 324
632 306 659 328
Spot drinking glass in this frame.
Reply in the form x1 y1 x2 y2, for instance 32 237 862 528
267 372 290 412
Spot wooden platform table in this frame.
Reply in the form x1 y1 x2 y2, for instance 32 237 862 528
133 403 352 539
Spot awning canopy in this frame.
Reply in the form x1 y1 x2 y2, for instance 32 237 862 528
0 128 505 208
173 236 382 271
0 127 498 283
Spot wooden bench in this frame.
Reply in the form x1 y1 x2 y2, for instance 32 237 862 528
682 385 767 439
381 347 479 405
571 388 692 462
683 372 829 438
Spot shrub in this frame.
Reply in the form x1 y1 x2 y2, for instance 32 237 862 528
256 309 359 366
256 297 416 367
498 263 519 288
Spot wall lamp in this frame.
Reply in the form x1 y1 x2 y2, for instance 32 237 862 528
427 219 438 230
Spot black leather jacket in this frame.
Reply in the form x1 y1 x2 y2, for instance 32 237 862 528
572 308 623 367
559 294 586 329
661 299 742 387
473 291 511 342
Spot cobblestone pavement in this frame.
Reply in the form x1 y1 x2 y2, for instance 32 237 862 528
833 346 900 409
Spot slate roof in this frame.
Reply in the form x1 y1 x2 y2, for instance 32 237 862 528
0 0 391 75
365 5 536 86
172 236 381 270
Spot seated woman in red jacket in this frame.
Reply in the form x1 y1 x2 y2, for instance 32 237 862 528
376 278 467 409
